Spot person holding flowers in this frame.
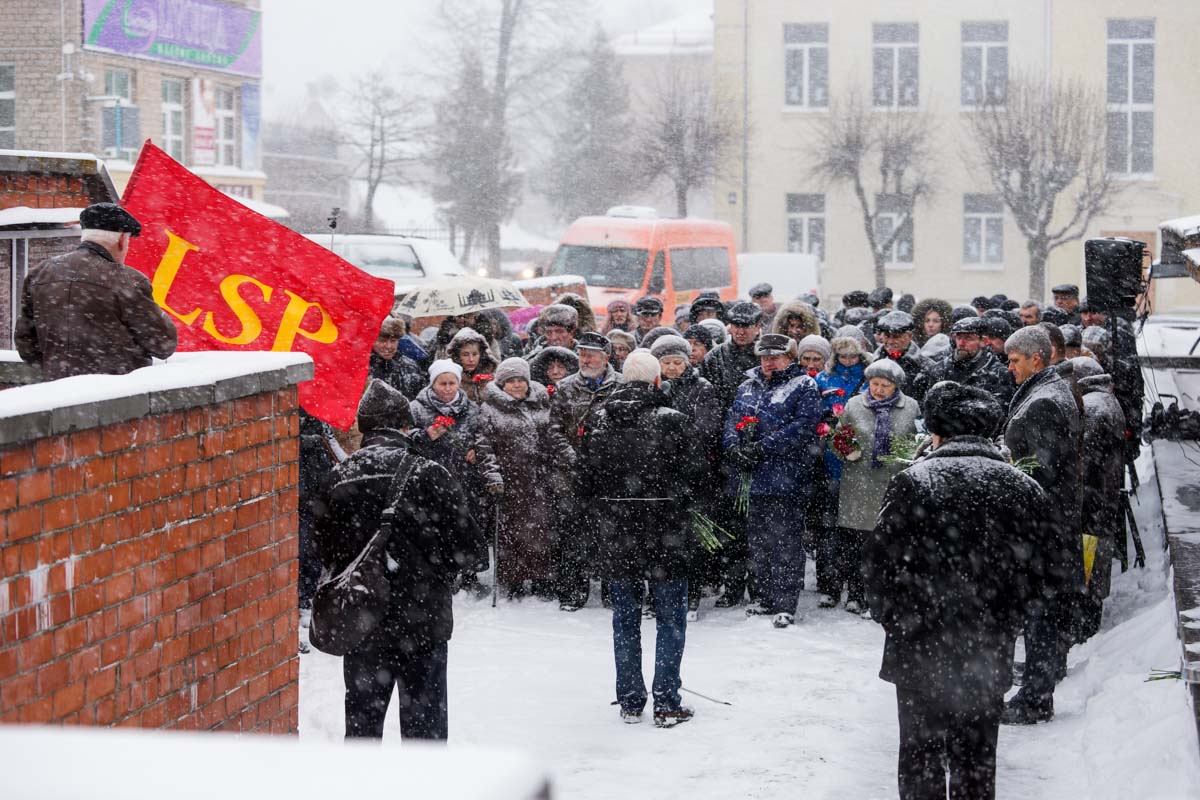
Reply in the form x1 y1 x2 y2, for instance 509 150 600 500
448 327 499 406
833 358 920 616
721 333 822 628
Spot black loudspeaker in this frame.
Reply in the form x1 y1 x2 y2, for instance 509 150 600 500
1085 237 1146 313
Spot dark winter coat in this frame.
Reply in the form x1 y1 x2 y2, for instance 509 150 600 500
369 351 426 401
872 341 935 403
576 382 702 581
549 364 622 451
702 340 761 412
865 436 1053 701
312 428 487 650
15 241 178 381
928 348 1016 410
474 381 575 584
410 387 486 523
722 362 822 498
665 367 723 497
1078 374 1126 539
1109 318 1144 460
1003 366 1085 603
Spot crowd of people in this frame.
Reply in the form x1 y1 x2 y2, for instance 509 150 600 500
303 279 1142 799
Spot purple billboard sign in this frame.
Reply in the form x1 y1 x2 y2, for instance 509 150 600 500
83 0 262 77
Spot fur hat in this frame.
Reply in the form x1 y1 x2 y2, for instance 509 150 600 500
683 325 713 350
921 333 952 360
864 358 906 386
554 293 596 333
829 334 872 359
539 303 579 331
378 316 406 338
698 318 728 345
357 379 414 432
796 334 832 362
427 359 463 384
923 381 1004 438
650 334 691 361
771 301 820 340
875 310 915 334
494 357 531 386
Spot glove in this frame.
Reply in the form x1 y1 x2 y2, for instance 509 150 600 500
487 483 505 496
728 442 763 470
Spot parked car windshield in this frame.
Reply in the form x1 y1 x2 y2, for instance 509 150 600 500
549 245 649 288
331 241 424 280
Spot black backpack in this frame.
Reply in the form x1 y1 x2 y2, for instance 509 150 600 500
308 454 418 657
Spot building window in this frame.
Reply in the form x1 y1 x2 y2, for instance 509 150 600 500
786 193 825 260
1106 18 1154 175
784 23 829 108
961 22 1007 107
963 194 1004 265
161 78 185 161
875 195 914 265
0 64 13 148
104 68 131 102
873 23 918 108
215 86 238 167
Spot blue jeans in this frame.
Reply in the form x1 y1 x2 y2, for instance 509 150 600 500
610 579 688 713
747 495 806 614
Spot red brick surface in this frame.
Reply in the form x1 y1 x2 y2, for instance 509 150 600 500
0 388 301 733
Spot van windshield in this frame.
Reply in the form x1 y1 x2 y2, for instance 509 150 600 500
670 247 732 291
549 245 649 288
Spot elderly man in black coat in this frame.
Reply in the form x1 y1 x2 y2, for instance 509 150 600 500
872 310 936 402
931 317 1016 407
576 351 702 728
1000 325 1083 725
313 380 488 740
866 382 1051 800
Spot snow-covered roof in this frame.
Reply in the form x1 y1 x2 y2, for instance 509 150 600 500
612 12 714 56
1162 214 1200 239
1185 248 1200 268
0 206 82 228
0 148 102 163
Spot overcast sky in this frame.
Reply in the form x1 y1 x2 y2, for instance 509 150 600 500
260 0 709 119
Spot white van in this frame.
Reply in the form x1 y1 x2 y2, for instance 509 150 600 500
737 252 821 301
301 233 464 295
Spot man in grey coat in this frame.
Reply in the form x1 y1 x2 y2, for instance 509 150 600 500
1001 326 1083 724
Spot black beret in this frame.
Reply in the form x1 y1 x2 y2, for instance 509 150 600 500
798 292 820 307
748 283 773 299
79 202 142 236
634 296 663 315
1041 307 1070 325
896 293 916 313
868 287 894 308
576 331 612 352
1001 299 1020 311
950 317 987 336
971 295 995 310
842 290 870 308
923 381 1005 439
844 307 873 326
989 294 1008 307
1051 284 1080 296
982 316 1012 339
682 325 713 349
727 301 763 325
950 305 978 324
875 310 915 334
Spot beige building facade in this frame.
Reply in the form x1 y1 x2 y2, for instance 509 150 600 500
712 0 1200 311
0 0 265 200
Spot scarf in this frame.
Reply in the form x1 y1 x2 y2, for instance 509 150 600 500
864 392 901 468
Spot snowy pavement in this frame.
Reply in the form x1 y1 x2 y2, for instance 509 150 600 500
300 459 1200 799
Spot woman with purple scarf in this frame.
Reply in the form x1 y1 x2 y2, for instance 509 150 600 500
831 358 920 616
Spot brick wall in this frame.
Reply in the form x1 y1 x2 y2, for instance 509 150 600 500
0 175 93 211
0 364 304 732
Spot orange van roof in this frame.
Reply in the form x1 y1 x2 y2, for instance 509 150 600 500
560 216 734 250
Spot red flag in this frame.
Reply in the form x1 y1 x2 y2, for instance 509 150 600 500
121 143 393 429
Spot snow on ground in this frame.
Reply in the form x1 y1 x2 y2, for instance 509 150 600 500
300 455 1200 799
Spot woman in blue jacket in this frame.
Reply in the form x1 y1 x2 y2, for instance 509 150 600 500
723 334 822 628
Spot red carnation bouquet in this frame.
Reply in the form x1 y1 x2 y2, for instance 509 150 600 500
831 425 862 461
432 415 456 430
734 416 759 514
473 373 494 384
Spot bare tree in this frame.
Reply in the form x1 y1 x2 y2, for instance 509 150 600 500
342 71 420 232
809 91 937 289
963 75 1119 298
636 66 739 218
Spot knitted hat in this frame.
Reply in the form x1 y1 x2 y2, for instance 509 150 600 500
650 334 691 360
357 379 414 433
494 357 530 386
428 359 463 384
923 381 1004 438
796 334 832 362
864 358 906 386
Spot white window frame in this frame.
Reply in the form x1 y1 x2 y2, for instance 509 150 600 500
1106 19 1155 178
783 24 829 111
104 68 132 102
161 78 185 162
0 64 14 149
961 22 1008 109
873 23 919 109
963 194 1004 270
786 193 825 260
875 212 914 269
215 85 237 167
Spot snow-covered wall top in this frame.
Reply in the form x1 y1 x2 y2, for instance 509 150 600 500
0 351 313 446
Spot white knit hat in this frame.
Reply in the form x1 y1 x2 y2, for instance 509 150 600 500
427 359 463 384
